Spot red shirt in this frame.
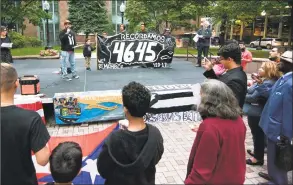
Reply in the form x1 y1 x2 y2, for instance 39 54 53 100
185 117 246 185
241 50 252 70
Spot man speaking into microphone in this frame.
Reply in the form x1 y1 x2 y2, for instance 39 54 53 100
59 20 79 81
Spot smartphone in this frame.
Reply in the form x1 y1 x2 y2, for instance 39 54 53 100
251 73 259 80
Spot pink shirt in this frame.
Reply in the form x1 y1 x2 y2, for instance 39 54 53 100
241 50 252 70
213 64 226 76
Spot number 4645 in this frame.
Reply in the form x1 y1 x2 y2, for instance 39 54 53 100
113 41 158 63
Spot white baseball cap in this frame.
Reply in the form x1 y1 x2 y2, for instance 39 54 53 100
280 51 293 63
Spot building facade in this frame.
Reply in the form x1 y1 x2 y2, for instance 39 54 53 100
24 0 127 45
22 1 291 46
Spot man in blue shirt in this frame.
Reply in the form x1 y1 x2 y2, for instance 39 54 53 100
258 51 293 185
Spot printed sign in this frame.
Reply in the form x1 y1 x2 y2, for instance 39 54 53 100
145 111 201 123
97 32 176 69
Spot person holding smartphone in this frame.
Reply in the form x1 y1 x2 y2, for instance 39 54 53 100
243 62 282 166
202 40 247 109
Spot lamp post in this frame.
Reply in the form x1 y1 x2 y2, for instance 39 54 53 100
43 0 52 50
120 2 126 25
256 10 266 50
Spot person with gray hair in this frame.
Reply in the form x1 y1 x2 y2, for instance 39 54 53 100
185 79 246 185
195 21 212 67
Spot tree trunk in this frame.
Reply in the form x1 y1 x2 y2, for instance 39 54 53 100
250 19 255 43
225 22 229 40
288 24 292 49
278 15 283 38
230 24 233 39
85 33 89 39
196 14 200 28
263 14 268 39
240 21 244 41
288 6 293 49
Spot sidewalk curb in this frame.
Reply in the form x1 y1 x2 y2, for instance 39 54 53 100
13 55 60 60
173 55 269 62
12 54 268 62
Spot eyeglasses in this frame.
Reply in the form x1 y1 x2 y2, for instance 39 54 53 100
271 50 277 52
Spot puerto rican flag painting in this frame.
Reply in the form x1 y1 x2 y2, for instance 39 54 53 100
14 97 46 124
33 123 119 184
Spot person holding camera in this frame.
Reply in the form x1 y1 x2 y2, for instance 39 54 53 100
243 62 281 167
59 20 79 81
258 51 293 185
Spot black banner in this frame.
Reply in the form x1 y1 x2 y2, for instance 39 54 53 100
97 32 176 69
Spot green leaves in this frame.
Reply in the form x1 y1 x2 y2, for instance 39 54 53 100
68 0 109 35
1 0 50 27
124 0 290 33
125 0 209 32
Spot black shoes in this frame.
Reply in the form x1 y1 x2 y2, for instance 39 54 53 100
86 67 91 71
246 158 264 166
258 172 272 181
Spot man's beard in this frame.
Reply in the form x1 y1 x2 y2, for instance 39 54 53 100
241 48 245 52
269 56 278 61
277 62 288 74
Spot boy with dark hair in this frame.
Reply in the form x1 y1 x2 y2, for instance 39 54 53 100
203 41 247 108
45 142 83 185
83 38 96 71
97 81 164 185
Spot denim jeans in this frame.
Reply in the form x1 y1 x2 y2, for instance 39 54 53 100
60 51 76 77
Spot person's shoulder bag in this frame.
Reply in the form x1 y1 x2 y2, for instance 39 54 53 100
275 131 293 171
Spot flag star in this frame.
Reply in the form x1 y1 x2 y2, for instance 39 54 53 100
82 158 99 184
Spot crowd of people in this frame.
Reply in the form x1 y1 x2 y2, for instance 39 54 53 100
1 26 293 185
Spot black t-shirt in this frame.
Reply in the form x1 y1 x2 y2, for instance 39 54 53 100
1 105 50 185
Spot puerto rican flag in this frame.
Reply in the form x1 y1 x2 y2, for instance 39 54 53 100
34 123 119 184
14 96 46 124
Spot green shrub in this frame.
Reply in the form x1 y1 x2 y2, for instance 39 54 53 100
26 37 42 47
8 31 42 48
8 31 25 48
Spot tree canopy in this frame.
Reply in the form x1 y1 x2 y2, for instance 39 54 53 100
1 0 50 30
125 0 210 33
68 0 110 37
124 0 291 33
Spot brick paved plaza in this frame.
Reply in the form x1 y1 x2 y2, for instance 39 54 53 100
46 117 292 184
